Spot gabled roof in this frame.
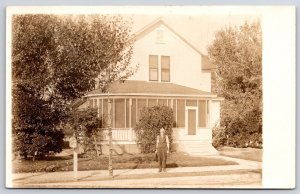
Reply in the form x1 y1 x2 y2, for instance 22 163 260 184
86 80 217 98
130 17 204 56
130 17 216 70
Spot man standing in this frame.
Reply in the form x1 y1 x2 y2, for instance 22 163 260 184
155 128 170 172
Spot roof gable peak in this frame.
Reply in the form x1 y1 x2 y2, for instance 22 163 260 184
130 17 204 56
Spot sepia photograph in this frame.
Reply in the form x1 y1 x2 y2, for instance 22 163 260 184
6 6 295 189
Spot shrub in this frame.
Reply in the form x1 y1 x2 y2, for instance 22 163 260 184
212 126 227 148
213 125 263 149
14 129 64 160
134 106 174 153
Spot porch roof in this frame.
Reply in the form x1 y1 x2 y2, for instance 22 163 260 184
86 80 217 97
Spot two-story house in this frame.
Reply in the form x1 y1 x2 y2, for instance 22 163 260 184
75 18 223 155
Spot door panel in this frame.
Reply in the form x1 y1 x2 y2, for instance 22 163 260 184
188 109 196 135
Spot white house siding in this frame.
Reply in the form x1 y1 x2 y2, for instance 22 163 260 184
210 100 221 128
128 25 212 92
172 128 211 141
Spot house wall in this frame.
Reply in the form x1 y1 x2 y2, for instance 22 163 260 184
128 25 212 92
172 128 211 142
210 100 221 128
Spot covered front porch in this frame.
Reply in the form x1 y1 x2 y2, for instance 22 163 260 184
75 81 222 155
94 126 218 155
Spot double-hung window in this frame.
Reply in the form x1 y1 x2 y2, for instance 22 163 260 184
149 55 170 82
149 55 158 81
161 56 170 82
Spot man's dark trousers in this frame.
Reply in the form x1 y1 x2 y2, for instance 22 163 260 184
158 148 167 171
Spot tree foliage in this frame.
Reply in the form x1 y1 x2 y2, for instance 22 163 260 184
134 106 174 154
64 108 102 154
208 21 262 148
12 14 135 158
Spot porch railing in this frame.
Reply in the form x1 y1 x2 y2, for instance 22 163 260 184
97 128 136 141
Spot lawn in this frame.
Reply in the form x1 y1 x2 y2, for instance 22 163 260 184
217 146 262 162
13 150 237 173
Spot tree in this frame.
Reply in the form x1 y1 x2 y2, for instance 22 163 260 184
64 107 102 154
134 106 174 153
12 14 136 159
208 21 262 148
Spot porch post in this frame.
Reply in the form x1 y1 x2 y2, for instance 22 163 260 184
97 98 100 118
124 98 127 129
208 99 212 128
129 98 132 141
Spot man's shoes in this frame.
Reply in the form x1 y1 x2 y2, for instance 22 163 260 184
163 168 167 172
158 169 162 173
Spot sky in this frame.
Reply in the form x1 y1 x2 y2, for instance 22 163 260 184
123 14 261 55
7 6 261 55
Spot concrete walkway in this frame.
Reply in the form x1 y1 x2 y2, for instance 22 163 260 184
10 155 262 188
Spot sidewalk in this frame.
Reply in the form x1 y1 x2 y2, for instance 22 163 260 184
11 155 262 188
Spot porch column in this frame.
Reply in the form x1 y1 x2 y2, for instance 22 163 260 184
129 98 133 141
208 99 212 128
97 98 100 118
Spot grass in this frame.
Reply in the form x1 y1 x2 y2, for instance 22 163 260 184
217 146 262 162
13 151 237 173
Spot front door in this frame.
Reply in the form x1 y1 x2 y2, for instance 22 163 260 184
187 109 196 135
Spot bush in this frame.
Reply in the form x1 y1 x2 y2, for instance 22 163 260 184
134 106 174 153
14 130 64 160
213 125 262 149
212 126 227 148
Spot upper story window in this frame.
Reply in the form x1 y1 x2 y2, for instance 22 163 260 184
149 55 158 81
149 55 170 82
161 56 170 82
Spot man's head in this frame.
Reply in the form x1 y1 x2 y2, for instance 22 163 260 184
160 128 165 135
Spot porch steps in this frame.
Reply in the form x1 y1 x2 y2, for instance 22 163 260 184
182 141 219 156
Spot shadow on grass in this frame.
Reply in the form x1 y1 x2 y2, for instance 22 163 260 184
111 141 135 156
33 155 73 161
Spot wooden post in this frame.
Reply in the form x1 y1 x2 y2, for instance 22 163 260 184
69 135 78 180
208 100 212 128
73 149 78 180
129 98 132 141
